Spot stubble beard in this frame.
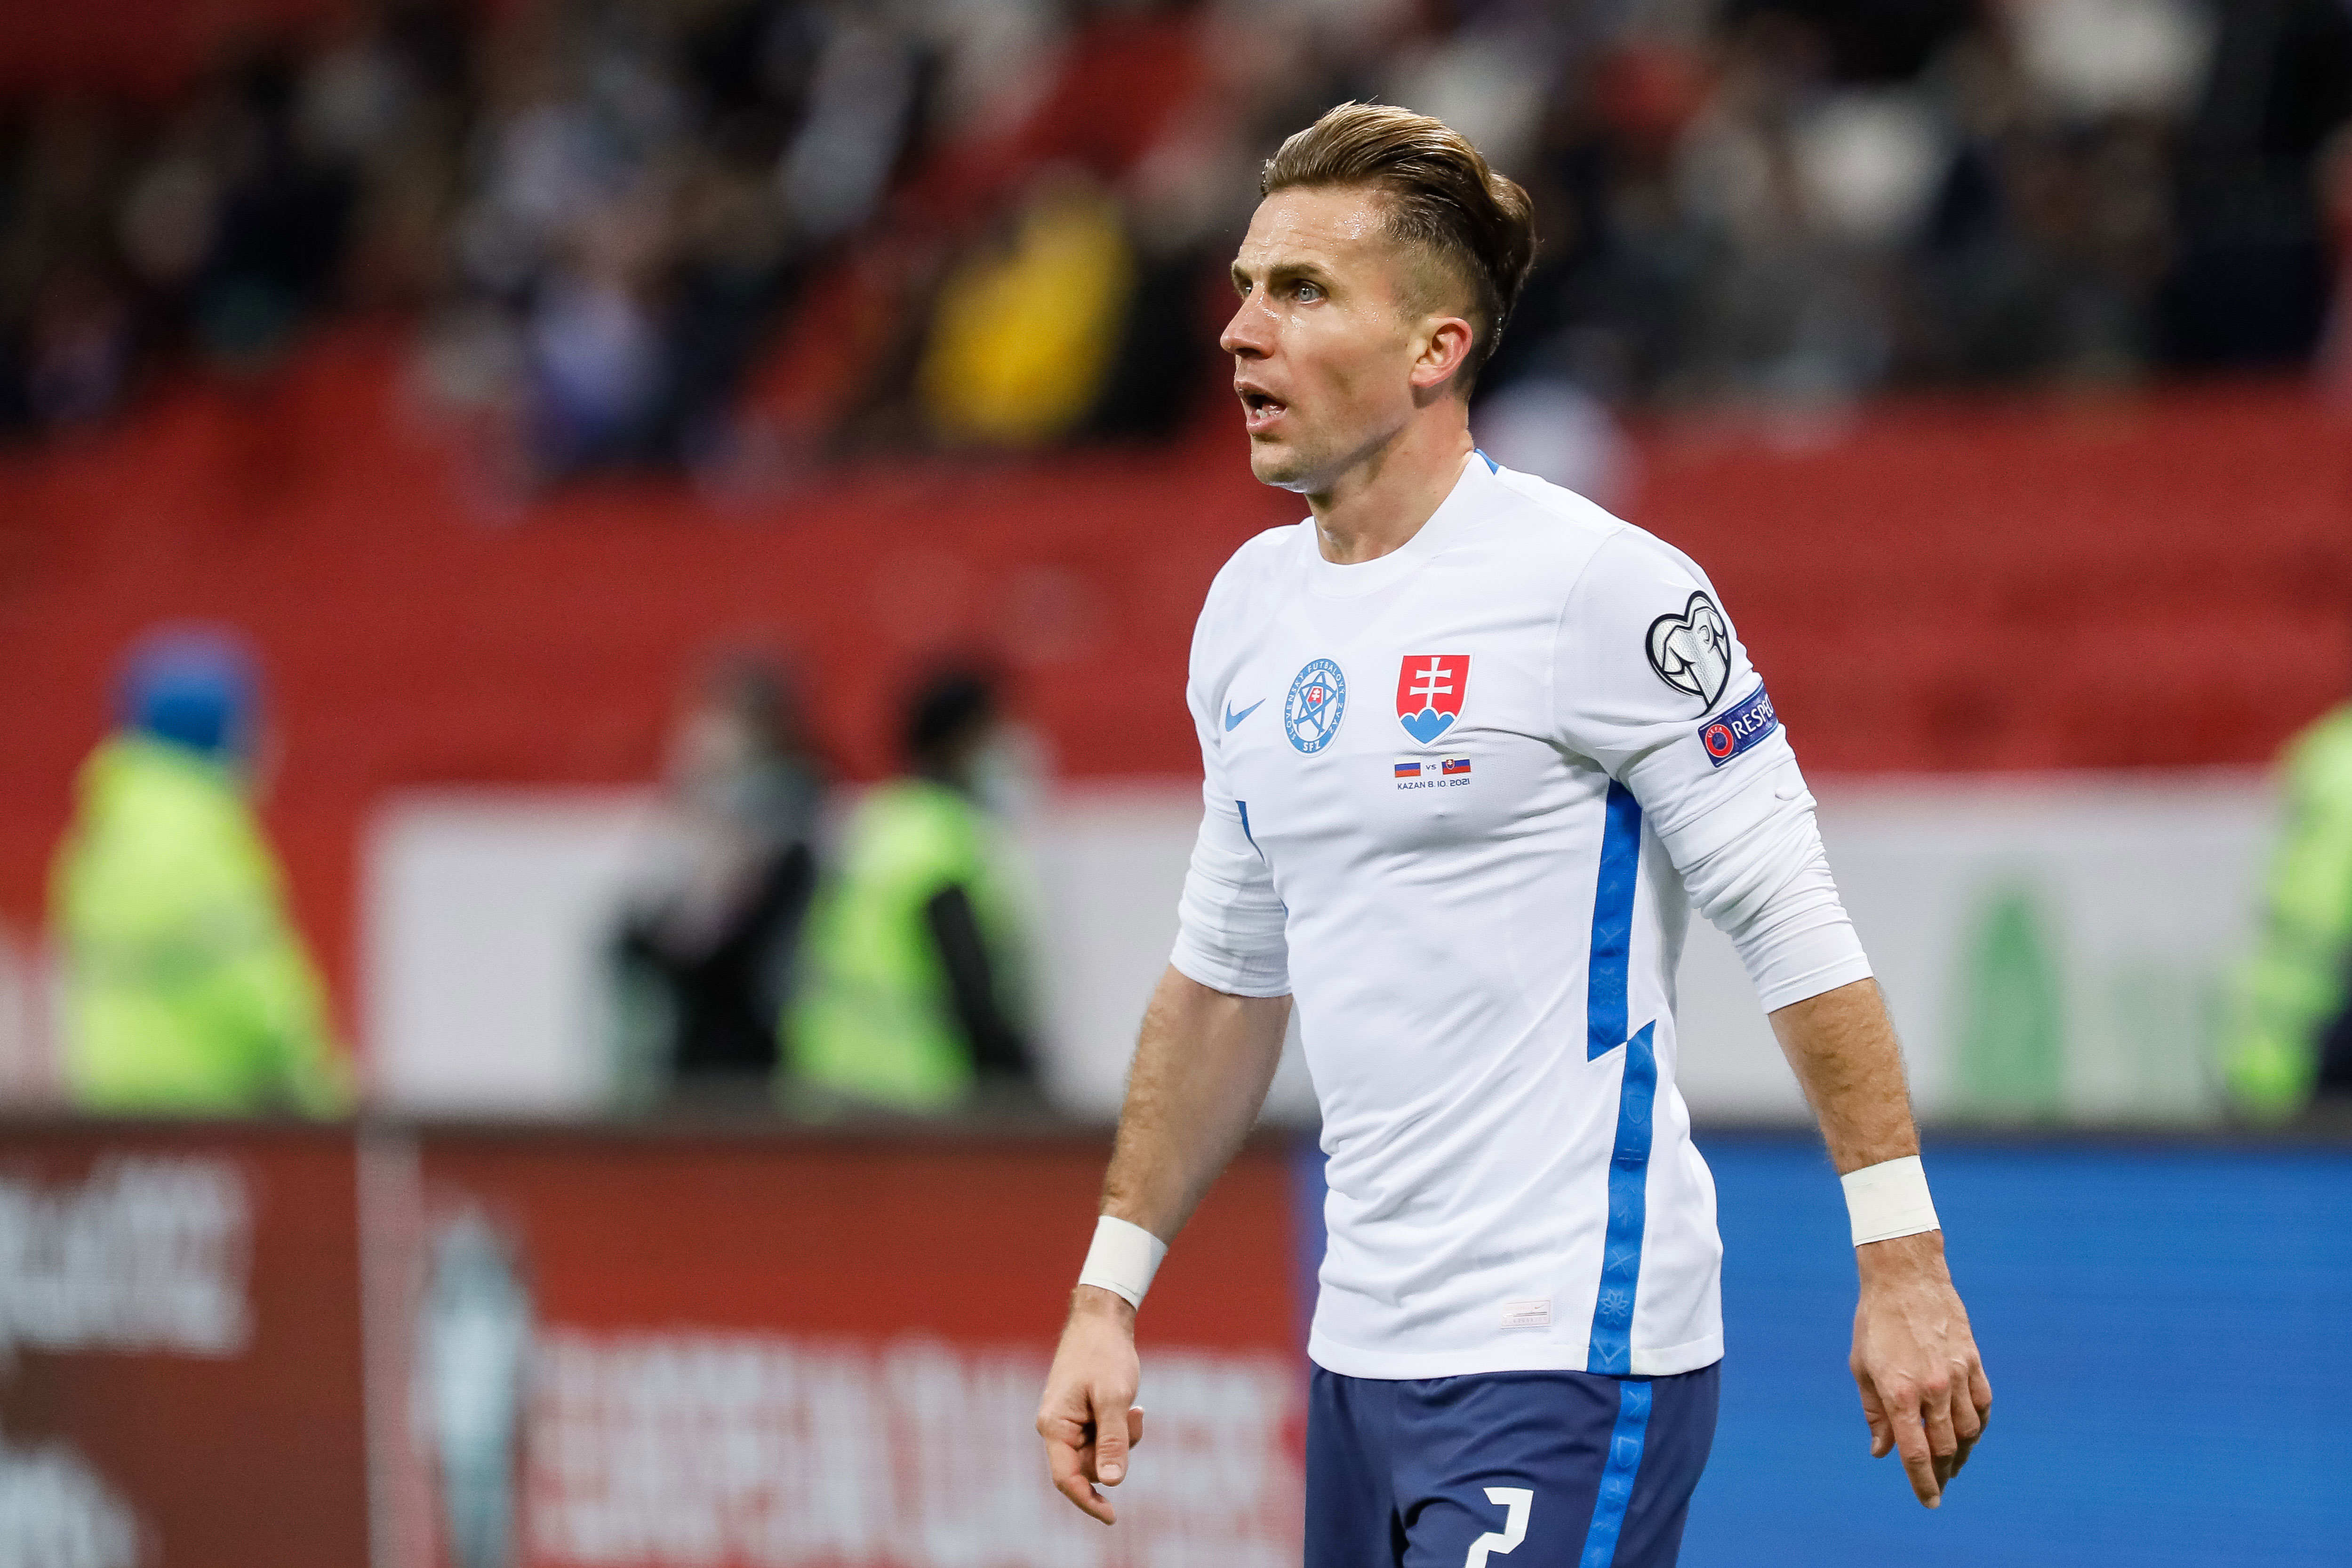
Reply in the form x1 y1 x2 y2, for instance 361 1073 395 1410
1250 411 1411 500
1247 429 1328 494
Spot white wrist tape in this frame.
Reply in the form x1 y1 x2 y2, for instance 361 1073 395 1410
1841 1155 1941 1246
1077 1216 1168 1308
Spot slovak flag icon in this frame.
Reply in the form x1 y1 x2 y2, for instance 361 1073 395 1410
1396 654 1470 744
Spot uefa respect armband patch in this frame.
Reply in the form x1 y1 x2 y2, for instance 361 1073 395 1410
1699 684 1778 767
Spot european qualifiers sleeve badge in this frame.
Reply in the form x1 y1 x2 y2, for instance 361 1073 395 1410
1645 592 1731 710
1395 654 1470 744
1284 658 1349 753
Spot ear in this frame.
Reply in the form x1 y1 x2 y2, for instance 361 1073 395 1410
1408 315 1476 397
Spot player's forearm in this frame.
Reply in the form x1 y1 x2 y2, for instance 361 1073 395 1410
1767 976 1920 1174
1097 965 1290 1242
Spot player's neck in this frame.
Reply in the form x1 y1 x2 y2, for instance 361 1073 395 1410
1306 413 1475 566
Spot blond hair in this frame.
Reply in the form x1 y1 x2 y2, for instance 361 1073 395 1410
1261 103 1539 388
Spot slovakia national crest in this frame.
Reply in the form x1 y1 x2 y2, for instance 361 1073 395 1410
1284 658 1348 753
1395 654 1470 745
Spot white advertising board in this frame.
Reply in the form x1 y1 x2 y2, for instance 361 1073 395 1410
364 792 658 1115
363 775 2277 1125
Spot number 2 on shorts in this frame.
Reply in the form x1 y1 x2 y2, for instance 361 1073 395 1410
1464 1486 1532 1567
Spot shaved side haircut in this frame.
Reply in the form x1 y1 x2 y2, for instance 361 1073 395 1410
1261 102 1539 392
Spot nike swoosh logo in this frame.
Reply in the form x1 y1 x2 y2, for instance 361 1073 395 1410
1224 699 1265 731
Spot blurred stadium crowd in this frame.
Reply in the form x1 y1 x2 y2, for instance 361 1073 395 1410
4 0 2351 481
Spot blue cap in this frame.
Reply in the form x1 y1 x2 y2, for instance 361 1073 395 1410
117 626 262 758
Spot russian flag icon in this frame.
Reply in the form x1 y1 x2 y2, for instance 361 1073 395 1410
1395 761 1422 778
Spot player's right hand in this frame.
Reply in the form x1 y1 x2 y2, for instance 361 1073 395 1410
1037 1285 1145 1524
1851 1230 1991 1508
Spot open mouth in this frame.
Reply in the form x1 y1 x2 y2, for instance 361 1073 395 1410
1240 388 1288 433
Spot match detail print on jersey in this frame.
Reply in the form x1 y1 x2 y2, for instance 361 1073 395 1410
1395 653 1471 744
1644 591 1731 710
1284 658 1348 753
1394 757 1473 787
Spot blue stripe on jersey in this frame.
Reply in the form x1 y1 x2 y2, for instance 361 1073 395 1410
1588 1021 1657 1374
1586 782 1643 1060
1476 447 1500 473
1576 1378 1655 1567
1237 799 1258 852
1585 779 1654 1374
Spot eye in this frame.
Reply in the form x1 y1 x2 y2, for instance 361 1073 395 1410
1294 280 1323 303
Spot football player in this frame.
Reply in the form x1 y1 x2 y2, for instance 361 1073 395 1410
1037 103 1990 1567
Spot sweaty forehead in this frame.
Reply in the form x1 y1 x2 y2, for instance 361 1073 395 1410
1234 186 1400 277
1235 185 1468 322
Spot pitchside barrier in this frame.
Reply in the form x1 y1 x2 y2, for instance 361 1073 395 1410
0 1119 2343 1568
364 773 2277 1126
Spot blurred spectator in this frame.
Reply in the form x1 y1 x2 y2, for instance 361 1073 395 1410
2227 702 2352 1119
2163 0 2352 368
1909 22 2177 384
916 171 1135 447
785 668 1034 1116
184 47 361 370
2321 121 2352 382
2322 126 2352 394
610 654 823 1104
47 627 351 1116
1 101 140 433
1472 375 1632 509
427 0 828 480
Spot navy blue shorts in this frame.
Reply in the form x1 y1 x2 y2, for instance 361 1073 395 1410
1305 1363 1720 1568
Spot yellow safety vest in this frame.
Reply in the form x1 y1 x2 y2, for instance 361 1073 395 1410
50 736 350 1116
2226 704 2352 1117
786 779 1027 1112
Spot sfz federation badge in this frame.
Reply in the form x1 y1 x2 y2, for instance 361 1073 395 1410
1284 658 1347 753
1646 591 1731 710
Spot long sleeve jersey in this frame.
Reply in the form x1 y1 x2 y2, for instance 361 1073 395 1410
1170 452 1871 1380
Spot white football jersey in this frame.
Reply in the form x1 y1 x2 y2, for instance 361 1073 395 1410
1170 453 1871 1380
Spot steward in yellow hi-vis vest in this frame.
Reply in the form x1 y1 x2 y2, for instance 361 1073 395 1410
49 629 351 1116
786 672 1032 1114
2227 703 2352 1117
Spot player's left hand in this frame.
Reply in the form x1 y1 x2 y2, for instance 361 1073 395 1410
1850 1229 1991 1509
